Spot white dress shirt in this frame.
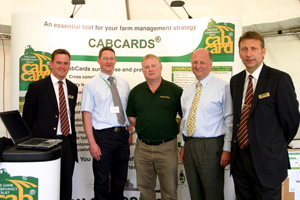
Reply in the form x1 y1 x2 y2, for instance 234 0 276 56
241 63 263 108
50 73 72 136
81 72 130 129
180 73 233 152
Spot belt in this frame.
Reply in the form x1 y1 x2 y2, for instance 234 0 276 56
138 137 174 145
103 127 126 132
183 134 224 142
56 134 71 139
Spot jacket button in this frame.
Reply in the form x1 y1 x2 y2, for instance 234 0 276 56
55 115 58 118
53 127 57 130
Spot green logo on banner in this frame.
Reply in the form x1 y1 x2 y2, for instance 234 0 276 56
198 18 235 62
19 45 52 91
179 170 185 184
0 168 38 199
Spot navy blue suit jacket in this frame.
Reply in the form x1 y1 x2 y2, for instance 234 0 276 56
23 75 78 162
230 64 299 188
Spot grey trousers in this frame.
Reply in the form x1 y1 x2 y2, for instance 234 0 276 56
184 136 225 200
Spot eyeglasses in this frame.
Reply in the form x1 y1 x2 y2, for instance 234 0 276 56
101 57 115 61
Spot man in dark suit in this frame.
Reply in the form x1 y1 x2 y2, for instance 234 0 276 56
23 49 78 200
230 31 300 200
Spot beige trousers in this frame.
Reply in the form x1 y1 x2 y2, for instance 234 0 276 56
134 137 178 200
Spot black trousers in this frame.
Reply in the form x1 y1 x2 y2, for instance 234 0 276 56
93 128 130 200
232 145 281 200
59 136 75 200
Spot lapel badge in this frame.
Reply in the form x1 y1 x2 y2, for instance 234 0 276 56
68 95 74 99
258 92 270 99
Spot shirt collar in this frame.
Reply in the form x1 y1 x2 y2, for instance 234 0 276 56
194 73 212 88
246 63 263 80
50 73 66 85
142 78 166 90
100 72 115 80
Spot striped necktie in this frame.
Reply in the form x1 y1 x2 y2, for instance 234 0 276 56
58 81 70 136
237 75 253 149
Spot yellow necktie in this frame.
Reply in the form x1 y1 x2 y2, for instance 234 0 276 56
186 82 201 136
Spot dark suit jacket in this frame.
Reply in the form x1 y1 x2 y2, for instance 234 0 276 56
23 75 78 162
230 64 299 188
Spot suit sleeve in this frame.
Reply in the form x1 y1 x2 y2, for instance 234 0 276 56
22 82 38 131
276 73 300 144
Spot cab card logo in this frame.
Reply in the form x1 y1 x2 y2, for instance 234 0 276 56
0 168 38 200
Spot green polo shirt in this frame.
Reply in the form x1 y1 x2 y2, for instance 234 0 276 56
126 79 182 142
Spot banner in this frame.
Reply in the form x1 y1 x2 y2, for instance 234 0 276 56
12 13 241 200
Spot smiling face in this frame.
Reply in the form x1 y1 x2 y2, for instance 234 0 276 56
50 54 70 81
239 38 266 73
190 49 212 81
97 50 117 75
141 56 162 83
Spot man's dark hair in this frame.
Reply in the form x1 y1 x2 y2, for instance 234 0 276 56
51 49 71 61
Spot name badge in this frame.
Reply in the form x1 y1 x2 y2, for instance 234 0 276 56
110 106 120 113
258 92 270 99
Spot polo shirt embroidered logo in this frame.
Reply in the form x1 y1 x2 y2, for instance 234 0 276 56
160 96 170 99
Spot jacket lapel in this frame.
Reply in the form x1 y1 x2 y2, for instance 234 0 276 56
45 76 59 110
236 71 246 118
66 79 73 106
250 64 268 116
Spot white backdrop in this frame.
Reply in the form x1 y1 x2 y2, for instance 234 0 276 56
263 35 300 137
8 13 242 200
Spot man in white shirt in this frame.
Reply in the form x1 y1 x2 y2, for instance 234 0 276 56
180 48 233 200
81 47 133 200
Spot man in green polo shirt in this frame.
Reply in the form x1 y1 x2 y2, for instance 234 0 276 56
126 54 182 200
